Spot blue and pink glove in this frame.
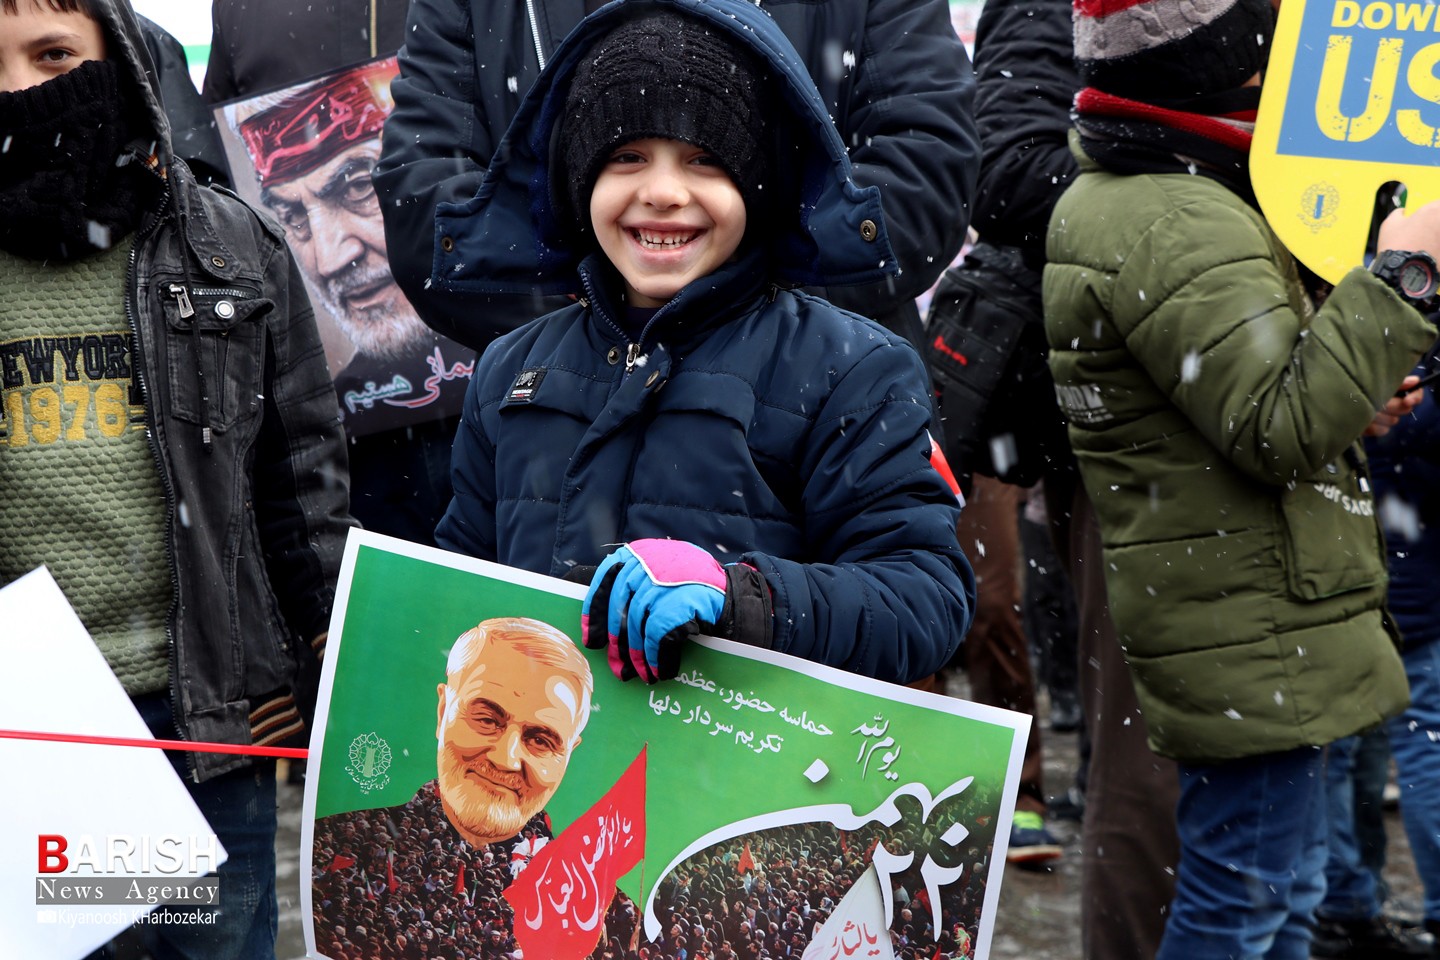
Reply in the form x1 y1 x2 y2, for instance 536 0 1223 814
582 539 772 683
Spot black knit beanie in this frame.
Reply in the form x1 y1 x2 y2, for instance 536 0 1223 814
560 9 770 230
1073 0 1275 101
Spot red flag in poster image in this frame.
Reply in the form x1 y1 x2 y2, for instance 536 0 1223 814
504 746 648 960
386 848 398 894
326 852 356 873
454 861 466 897
913 886 932 921
736 840 756 875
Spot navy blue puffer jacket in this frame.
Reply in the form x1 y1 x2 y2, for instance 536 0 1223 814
1367 372 1440 652
434 0 974 683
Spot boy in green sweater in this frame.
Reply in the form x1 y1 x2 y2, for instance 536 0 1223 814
0 0 354 955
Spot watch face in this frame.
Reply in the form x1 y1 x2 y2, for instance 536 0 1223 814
1400 258 1437 298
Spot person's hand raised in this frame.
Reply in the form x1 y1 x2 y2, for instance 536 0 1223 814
1377 200 1440 260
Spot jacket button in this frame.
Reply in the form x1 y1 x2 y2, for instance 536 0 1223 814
607 346 621 364
859 219 877 242
441 236 455 253
645 371 661 388
215 300 235 319
211 256 226 268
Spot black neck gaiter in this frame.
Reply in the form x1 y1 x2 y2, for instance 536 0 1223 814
0 60 160 261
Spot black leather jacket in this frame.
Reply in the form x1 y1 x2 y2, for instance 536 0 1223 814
102 0 356 782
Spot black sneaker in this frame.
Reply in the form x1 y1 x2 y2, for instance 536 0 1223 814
1047 785 1086 822
1048 691 1081 733
1311 914 1436 958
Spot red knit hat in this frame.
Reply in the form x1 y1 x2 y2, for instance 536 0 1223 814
1073 0 1274 100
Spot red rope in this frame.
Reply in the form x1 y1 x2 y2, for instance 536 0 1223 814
0 728 308 759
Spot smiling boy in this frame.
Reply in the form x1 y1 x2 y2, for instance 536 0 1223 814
587 138 749 307
434 0 974 687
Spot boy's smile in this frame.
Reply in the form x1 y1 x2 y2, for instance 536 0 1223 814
589 138 747 309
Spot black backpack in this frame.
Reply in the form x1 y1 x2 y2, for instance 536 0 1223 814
922 241 1072 493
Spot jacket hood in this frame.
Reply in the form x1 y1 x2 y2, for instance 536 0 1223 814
88 0 174 167
432 0 900 297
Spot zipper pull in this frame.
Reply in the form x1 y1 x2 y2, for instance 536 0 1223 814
168 283 195 319
624 342 641 375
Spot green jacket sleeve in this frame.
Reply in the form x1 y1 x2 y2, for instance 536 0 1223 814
1111 197 1436 484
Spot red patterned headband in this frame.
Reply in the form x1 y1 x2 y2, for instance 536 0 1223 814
239 59 398 185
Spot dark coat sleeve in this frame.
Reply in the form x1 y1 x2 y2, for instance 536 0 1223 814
814 0 980 319
202 0 415 102
252 241 357 647
969 0 1078 254
200 0 241 104
137 15 232 188
741 332 975 684
372 0 561 350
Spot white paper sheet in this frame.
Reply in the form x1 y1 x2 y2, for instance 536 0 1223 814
0 568 227 959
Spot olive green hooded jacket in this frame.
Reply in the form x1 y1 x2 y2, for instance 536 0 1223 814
1043 149 1436 763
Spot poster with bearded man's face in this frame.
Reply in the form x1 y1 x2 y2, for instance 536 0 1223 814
214 58 474 438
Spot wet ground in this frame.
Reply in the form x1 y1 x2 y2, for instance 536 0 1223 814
273 677 1426 960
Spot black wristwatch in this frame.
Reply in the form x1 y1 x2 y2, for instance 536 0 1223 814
1369 249 1440 312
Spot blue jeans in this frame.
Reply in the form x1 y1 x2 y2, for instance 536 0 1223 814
1388 641 1440 924
1319 734 1385 921
86 694 278 960
1157 746 1328 960
1351 726 1393 896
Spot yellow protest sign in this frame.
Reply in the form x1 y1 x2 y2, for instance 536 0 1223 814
1253 0 1440 283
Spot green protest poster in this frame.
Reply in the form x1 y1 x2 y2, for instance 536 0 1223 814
302 531 1027 960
